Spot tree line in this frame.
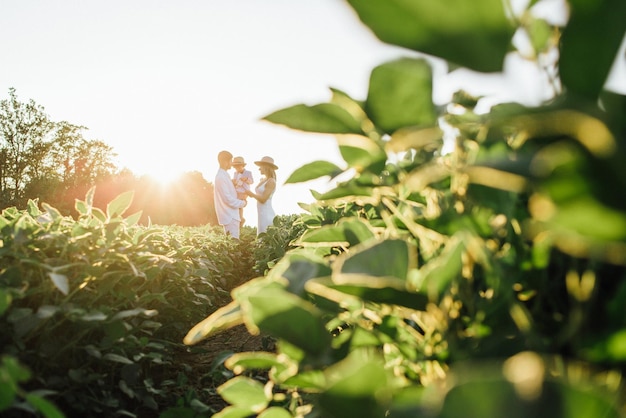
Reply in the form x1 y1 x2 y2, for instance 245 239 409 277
0 88 217 226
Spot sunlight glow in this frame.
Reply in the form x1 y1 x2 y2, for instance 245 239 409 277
143 168 185 187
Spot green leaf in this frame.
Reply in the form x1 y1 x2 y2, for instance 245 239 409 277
298 218 376 247
282 369 326 391
225 352 293 374
106 190 134 219
0 289 12 316
412 236 465 297
125 210 142 226
263 103 363 134
347 0 515 72
365 58 437 133
24 393 65 418
386 126 443 154
560 0 626 99
213 405 259 418
337 134 387 174
317 350 392 418
285 160 344 184
75 199 89 216
217 376 269 412
184 301 244 345
47 272 69 296
103 353 134 365
526 17 554 55
318 184 375 201
258 407 293 418
547 196 626 241
244 287 331 356
335 239 416 281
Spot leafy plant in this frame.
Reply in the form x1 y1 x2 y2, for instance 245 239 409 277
0 188 255 416
185 0 626 417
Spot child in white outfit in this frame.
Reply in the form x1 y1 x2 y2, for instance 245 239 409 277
232 156 254 227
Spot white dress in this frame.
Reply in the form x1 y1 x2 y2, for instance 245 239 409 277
255 179 276 234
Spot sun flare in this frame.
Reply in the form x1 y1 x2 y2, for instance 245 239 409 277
143 168 185 187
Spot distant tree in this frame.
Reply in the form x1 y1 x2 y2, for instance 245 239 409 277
0 88 53 207
0 89 118 211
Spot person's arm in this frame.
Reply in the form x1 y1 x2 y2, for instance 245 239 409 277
216 172 246 208
244 171 254 185
247 178 275 204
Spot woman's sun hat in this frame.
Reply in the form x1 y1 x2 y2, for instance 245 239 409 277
232 156 246 166
254 156 278 170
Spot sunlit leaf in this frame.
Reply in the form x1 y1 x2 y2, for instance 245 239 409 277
347 0 515 72
47 272 69 296
318 184 375 201
297 218 375 247
183 301 244 345
217 376 269 412
125 210 142 226
337 134 387 173
106 190 134 219
263 103 363 134
225 351 297 378
258 406 293 418
285 160 344 184
282 369 327 391
213 405 258 418
366 58 437 133
243 286 331 356
75 199 88 216
335 239 416 281
387 126 443 153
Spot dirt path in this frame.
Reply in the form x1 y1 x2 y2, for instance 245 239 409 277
178 324 272 412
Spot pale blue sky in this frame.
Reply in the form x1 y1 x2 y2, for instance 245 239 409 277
1 0 624 225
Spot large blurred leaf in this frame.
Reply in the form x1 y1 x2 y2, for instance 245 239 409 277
285 160 344 184
297 218 376 248
243 286 331 356
263 103 362 134
217 376 268 413
334 239 416 281
183 301 244 345
306 277 429 311
347 0 515 72
317 349 392 418
337 134 387 173
560 0 626 100
365 58 436 134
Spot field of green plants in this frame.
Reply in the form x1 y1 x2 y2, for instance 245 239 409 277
3 0 626 417
0 188 304 417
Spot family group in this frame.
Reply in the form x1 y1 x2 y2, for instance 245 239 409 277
213 150 278 239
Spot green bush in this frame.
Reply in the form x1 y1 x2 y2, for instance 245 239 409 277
185 1 626 417
0 188 256 417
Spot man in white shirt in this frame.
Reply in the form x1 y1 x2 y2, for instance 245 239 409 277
214 150 246 239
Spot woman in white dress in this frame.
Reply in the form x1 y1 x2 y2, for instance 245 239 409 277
246 156 278 235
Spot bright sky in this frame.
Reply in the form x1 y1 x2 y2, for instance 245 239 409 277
1 0 624 226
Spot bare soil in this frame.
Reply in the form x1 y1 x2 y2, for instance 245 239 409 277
177 324 272 413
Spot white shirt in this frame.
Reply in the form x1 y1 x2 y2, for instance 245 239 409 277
214 168 245 226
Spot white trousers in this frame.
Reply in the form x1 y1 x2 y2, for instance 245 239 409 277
223 219 240 239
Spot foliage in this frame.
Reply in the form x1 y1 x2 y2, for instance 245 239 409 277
0 89 117 210
253 214 308 276
0 188 255 417
185 1 626 417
